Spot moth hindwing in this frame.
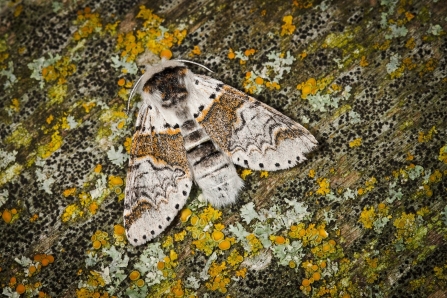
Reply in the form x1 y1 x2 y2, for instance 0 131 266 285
124 60 318 246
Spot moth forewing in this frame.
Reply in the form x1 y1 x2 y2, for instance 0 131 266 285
124 60 317 246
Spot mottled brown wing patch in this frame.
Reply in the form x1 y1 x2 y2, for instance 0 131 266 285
131 130 189 171
199 85 318 171
124 106 192 246
198 86 245 153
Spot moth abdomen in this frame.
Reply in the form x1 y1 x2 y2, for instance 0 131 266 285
180 117 243 207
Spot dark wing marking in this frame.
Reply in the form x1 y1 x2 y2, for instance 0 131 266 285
124 104 192 246
194 75 318 171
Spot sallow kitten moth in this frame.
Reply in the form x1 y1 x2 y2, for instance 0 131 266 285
124 59 318 246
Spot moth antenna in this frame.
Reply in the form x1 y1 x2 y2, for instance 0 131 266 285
175 59 214 73
126 74 145 115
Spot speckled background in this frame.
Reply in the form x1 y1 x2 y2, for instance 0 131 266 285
1 0 446 297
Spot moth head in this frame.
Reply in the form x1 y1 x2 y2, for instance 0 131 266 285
126 59 187 113
126 59 213 114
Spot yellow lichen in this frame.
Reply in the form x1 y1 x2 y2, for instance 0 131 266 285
316 178 330 195
227 250 244 267
439 145 447 164
349 138 362 148
62 187 77 197
281 15 296 36
359 55 369 67
260 171 269 178
174 230 187 242
189 45 201 56
359 206 375 229
240 169 253 180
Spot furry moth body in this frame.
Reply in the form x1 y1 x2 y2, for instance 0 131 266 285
124 60 318 246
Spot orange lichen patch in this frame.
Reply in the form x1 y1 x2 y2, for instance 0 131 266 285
171 280 184 297
123 137 132 154
297 78 318 99
10 276 17 286
302 278 311 287
89 202 99 214
318 228 329 238
108 175 124 187
2 209 12 223
28 265 37 276
299 51 307 60
46 255 55 263
281 15 296 36
206 262 230 293
73 7 103 40
429 170 442 183
271 235 286 245
405 11 415 21
189 45 201 57
16 283 26 294
63 187 76 197
90 166 101 177
41 258 50 267
180 208 192 222
402 57 417 70
117 78 125 86
255 77 264 85
218 239 231 250
160 49 172 59
289 223 330 247
349 138 362 148
308 169 316 178
82 102 96 113
42 56 76 85
265 81 280 90
360 55 369 67
135 279 145 288
114 224 125 236
235 267 247 278
418 126 437 143
228 48 235 59
212 230 225 242
157 261 165 270
129 270 140 281
91 230 110 249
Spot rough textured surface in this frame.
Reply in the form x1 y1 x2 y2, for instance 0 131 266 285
0 0 446 297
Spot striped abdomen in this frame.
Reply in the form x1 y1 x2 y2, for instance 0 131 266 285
181 119 243 207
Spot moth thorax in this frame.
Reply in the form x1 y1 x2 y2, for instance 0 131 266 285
143 66 189 108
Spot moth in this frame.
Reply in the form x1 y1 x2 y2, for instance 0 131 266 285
124 59 317 246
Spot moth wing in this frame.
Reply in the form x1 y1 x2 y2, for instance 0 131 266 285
192 74 318 171
124 104 192 246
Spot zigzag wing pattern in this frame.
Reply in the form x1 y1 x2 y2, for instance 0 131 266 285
195 76 318 171
124 104 192 246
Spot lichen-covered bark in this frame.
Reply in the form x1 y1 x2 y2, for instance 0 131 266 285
0 0 446 297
